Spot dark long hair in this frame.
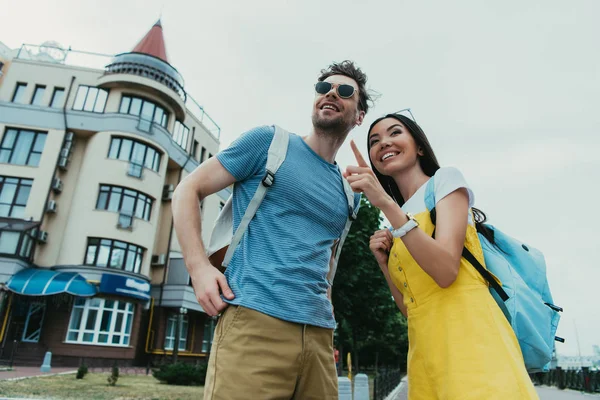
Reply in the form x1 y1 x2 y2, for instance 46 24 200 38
367 113 494 241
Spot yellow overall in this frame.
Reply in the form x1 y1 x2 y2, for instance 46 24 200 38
388 210 539 399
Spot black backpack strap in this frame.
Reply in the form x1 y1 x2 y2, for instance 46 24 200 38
429 206 509 302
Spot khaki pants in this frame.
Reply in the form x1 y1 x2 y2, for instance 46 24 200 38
203 305 338 400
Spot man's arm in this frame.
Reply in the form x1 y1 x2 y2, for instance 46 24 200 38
171 156 237 316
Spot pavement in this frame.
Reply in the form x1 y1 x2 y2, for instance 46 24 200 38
386 379 600 400
0 366 76 381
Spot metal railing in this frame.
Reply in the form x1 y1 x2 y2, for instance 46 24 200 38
105 52 186 102
14 43 221 140
374 368 402 400
186 95 221 139
530 367 600 393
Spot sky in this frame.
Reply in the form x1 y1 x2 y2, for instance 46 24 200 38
1 0 598 357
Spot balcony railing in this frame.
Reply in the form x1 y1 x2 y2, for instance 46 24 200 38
104 52 186 103
127 162 144 179
13 44 221 140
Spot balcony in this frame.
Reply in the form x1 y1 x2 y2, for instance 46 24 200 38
98 52 187 120
104 53 185 100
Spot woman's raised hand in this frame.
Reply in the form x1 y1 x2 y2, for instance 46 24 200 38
344 140 392 210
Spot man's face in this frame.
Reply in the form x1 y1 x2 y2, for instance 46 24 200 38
312 74 365 133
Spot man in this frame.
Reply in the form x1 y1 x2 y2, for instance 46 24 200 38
172 60 371 399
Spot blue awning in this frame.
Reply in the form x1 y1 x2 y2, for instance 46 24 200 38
6 268 97 297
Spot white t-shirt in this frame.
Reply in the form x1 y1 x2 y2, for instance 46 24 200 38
402 167 475 225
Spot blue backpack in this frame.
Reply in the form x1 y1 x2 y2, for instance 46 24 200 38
425 177 563 372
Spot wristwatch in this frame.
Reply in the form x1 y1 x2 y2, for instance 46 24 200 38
390 212 419 238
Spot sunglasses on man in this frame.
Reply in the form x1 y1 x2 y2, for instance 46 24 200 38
315 81 357 99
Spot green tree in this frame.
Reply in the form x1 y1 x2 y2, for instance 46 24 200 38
332 198 408 371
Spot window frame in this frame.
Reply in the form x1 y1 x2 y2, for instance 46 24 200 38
66 297 135 347
11 83 27 104
107 137 162 173
119 95 168 128
164 314 189 351
201 318 216 353
0 128 47 167
0 176 33 218
72 85 108 113
30 85 46 106
96 184 153 222
49 87 65 108
173 121 190 149
84 237 144 274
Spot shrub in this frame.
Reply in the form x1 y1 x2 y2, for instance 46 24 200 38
152 362 207 386
76 364 88 379
107 365 119 386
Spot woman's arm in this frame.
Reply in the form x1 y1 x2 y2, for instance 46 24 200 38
380 189 469 288
345 141 470 288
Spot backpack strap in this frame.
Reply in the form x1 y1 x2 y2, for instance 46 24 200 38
221 125 290 267
425 175 509 302
327 178 358 285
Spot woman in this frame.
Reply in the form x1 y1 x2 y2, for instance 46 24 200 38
344 113 538 399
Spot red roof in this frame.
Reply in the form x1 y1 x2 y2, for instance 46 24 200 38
132 20 168 62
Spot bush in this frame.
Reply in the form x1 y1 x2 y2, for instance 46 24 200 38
107 365 119 386
152 362 207 386
76 364 88 379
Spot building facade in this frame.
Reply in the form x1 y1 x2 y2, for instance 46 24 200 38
0 21 228 367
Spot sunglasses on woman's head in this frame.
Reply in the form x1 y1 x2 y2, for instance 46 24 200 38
315 81 357 98
393 108 418 123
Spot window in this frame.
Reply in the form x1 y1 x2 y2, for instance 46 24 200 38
108 137 161 173
201 318 216 352
72 85 108 113
0 176 32 218
11 83 27 104
219 202 225 211
66 297 134 346
173 121 190 149
0 128 47 167
96 185 153 222
119 95 168 128
200 147 206 163
84 238 144 274
164 314 188 351
208 153 213 159
30 85 46 106
22 302 46 343
0 219 37 260
192 140 199 159
50 88 65 108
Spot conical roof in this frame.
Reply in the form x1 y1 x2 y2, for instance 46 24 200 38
132 19 168 62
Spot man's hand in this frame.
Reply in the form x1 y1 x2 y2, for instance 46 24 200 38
190 264 235 316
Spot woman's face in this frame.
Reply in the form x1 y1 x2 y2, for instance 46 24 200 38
368 118 422 176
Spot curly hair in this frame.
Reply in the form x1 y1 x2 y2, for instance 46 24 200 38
318 60 372 114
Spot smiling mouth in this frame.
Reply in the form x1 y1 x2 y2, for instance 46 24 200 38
380 152 399 162
321 104 340 112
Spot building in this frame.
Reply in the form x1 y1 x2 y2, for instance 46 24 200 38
0 20 229 367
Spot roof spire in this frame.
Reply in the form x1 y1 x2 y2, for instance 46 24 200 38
131 19 168 63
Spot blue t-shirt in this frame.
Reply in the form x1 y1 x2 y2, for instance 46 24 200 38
216 125 360 329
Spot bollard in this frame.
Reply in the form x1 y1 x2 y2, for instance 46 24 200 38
40 351 52 372
338 376 352 400
354 373 370 400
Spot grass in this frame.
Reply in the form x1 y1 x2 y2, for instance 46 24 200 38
0 372 204 400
